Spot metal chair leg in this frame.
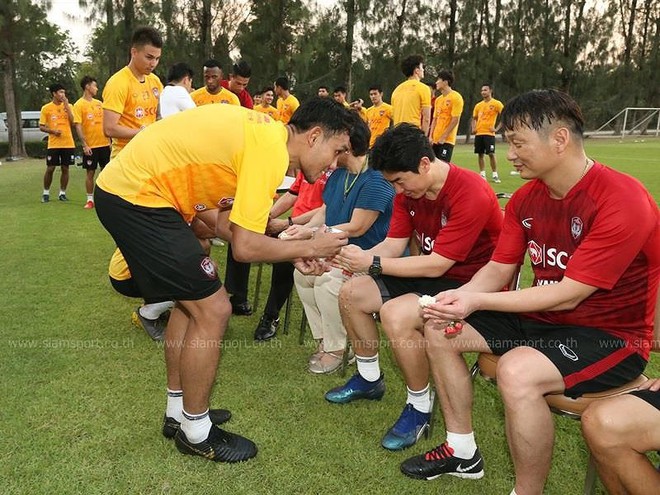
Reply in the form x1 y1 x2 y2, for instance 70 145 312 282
282 292 293 335
252 262 263 311
298 312 308 345
583 453 598 495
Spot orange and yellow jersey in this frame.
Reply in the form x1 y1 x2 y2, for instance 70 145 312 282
366 102 393 147
96 105 290 234
276 94 300 124
473 98 504 136
432 90 464 145
39 102 74 149
72 97 110 149
391 79 431 127
102 66 163 157
255 104 280 121
190 87 240 107
108 248 131 281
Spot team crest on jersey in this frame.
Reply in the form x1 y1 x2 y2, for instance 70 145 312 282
200 257 217 279
194 203 207 212
217 197 234 209
152 87 160 97
571 217 583 240
409 210 415 217
528 240 543 265
522 217 533 229
135 107 145 118
440 212 448 228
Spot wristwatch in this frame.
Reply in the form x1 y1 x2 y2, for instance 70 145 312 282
368 256 382 277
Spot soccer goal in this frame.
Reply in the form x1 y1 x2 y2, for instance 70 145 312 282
590 107 660 139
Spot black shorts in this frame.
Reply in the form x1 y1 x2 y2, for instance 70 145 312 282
465 311 648 398
95 187 222 303
374 274 462 303
474 135 496 155
630 389 660 411
433 143 454 162
83 146 111 170
46 148 75 167
110 276 142 299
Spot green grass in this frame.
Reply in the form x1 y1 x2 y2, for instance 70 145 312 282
1 138 658 495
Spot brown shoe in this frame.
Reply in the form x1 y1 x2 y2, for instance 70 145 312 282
309 351 344 374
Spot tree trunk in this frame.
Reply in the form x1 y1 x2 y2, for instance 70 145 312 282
2 55 27 158
447 0 457 67
122 0 135 64
105 0 118 73
201 0 213 59
343 0 355 96
393 0 408 70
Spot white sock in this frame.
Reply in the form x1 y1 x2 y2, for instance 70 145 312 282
479 171 486 179
407 384 432 413
181 409 212 444
492 172 499 179
59 189 66 196
139 301 174 319
166 389 183 422
87 194 93 201
356 353 380 382
43 189 49 195
446 430 477 459
510 490 518 495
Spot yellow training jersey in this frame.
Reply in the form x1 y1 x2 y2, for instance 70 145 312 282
72 97 110 149
276 94 300 124
102 66 163 157
96 105 290 234
473 98 504 136
39 102 74 149
391 79 431 127
365 103 393 148
108 248 131 281
432 90 464 145
190 87 240 107
254 104 280 121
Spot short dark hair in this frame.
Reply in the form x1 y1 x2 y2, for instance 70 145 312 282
79 76 96 91
231 60 251 78
262 86 274 94
167 62 194 84
131 26 163 49
203 59 221 70
275 76 290 91
289 97 353 137
368 85 383 93
482 82 493 90
371 123 435 174
347 110 371 157
333 86 347 94
318 85 329 92
436 69 454 86
401 55 424 77
501 89 585 138
48 83 65 94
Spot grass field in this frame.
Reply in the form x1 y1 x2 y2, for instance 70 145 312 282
1 138 658 495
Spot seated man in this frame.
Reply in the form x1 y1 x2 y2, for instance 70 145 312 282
408 89 659 493
582 378 660 495
253 169 331 341
290 114 394 373
328 123 502 450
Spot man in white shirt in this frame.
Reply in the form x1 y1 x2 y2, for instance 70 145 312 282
159 62 196 118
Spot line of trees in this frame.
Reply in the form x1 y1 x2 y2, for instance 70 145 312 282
1 0 658 157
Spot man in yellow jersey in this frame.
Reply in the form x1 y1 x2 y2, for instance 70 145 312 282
254 86 280 120
94 98 354 463
191 59 240 106
429 69 464 162
472 83 504 183
333 86 350 108
73 76 111 209
39 83 75 203
365 85 393 148
102 27 163 158
274 76 300 124
391 54 432 135
318 85 330 98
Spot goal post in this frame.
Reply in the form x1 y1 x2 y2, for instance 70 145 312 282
590 107 660 139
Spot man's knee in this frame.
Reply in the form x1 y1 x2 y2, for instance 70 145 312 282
338 276 379 313
380 296 420 337
582 398 630 451
496 347 560 399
